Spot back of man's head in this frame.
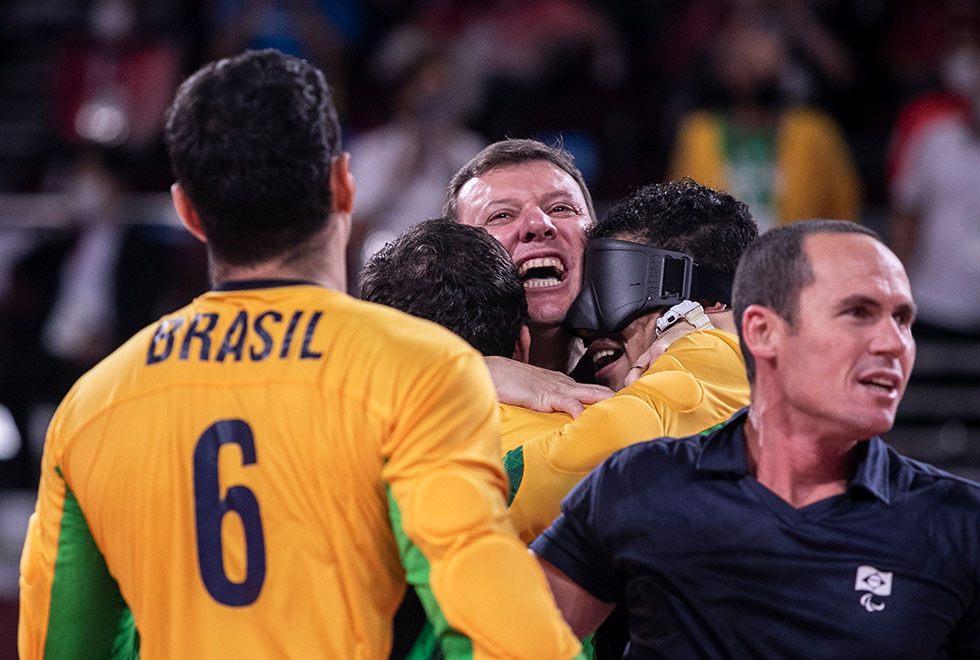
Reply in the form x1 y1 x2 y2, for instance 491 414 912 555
732 218 881 382
359 218 527 357
164 49 341 266
442 138 596 223
592 178 758 281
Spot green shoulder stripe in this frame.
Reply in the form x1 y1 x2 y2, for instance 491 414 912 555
46 467 139 660
387 485 473 660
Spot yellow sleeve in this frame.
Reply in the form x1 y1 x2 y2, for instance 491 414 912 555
381 350 583 660
668 111 728 189
508 330 750 544
778 108 862 224
19 391 138 660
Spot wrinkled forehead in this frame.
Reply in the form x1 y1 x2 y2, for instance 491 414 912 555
466 161 587 203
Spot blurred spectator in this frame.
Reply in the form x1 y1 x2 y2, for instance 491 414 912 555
51 0 184 189
889 18 980 336
885 1 979 183
208 0 363 114
668 8 861 231
0 147 208 489
414 0 625 194
40 150 125 366
0 227 78 490
346 26 485 287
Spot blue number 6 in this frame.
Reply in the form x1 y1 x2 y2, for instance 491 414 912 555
193 419 266 606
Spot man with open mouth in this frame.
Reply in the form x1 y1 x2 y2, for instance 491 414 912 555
446 138 612 416
567 179 756 393
534 220 980 658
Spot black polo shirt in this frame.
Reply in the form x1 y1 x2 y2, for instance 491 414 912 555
532 408 980 659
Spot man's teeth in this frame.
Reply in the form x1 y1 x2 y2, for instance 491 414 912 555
519 257 564 289
864 378 894 390
518 257 565 277
524 277 561 289
592 349 616 362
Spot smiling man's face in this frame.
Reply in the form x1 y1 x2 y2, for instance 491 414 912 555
455 161 591 328
579 310 664 390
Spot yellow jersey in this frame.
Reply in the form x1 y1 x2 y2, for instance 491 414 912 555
504 330 750 543
19 281 582 660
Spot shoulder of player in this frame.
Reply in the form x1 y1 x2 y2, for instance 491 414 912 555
661 328 740 357
887 444 980 507
640 329 744 384
347 296 479 361
597 431 711 482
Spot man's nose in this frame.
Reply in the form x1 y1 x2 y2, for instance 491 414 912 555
871 316 914 357
519 208 557 242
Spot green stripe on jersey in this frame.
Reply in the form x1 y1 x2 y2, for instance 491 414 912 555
45 467 139 660
698 421 726 436
387 485 473 660
502 447 524 505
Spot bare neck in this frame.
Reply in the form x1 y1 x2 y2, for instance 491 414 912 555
743 401 860 509
707 309 736 335
209 222 347 292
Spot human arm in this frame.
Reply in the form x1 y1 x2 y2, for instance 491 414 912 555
383 348 584 660
537 556 616 639
624 320 698 387
485 355 612 418
528 469 621 640
781 109 862 223
507 330 749 543
19 411 139 660
668 112 726 189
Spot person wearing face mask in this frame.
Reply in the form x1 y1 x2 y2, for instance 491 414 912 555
668 16 861 232
889 26 980 337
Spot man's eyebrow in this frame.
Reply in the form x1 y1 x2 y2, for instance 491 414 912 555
897 300 918 319
837 294 879 309
540 190 577 202
837 294 918 317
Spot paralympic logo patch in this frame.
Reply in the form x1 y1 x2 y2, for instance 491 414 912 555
854 565 892 612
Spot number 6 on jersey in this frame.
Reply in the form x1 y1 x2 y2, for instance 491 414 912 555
193 419 267 606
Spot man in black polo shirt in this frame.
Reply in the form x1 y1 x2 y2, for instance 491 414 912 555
532 219 980 658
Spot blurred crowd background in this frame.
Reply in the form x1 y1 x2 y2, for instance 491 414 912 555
1 0 980 653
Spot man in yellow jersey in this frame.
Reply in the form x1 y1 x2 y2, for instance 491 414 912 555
510 178 756 544
534 177 757 659
359 218 571 448
18 50 583 660
366 179 756 543
362 180 755 657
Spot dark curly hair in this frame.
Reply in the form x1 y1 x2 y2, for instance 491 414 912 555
359 218 527 358
590 178 758 278
164 49 341 266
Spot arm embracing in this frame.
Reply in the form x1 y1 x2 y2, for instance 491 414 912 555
382 349 583 660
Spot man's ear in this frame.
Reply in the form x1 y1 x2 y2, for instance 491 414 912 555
171 183 207 243
512 325 532 363
740 304 782 365
330 152 355 215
